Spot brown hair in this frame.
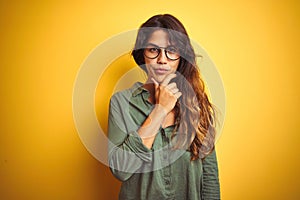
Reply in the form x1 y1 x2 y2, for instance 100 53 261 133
132 14 217 160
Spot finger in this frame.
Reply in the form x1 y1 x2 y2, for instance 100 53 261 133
171 88 179 94
151 77 159 90
166 82 177 90
151 77 160 103
161 73 177 86
174 92 182 99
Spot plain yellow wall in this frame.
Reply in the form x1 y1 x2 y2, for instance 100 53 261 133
1 1 299 199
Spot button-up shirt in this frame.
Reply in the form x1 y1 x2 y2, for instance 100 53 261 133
108 82 220 200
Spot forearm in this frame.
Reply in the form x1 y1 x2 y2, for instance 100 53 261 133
108 119 153 181
137 105 166 149
202 148 220 199
109 132 151 181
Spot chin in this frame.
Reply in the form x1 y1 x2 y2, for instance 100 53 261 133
154 75 167 83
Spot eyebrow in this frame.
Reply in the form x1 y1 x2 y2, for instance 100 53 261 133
146 43 176 48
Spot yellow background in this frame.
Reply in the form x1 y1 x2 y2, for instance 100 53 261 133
1 0 299 199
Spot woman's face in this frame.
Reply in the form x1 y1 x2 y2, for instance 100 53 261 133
144 30 180 83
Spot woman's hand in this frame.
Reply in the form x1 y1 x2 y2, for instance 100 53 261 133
138 74 182 149
151 73 182 114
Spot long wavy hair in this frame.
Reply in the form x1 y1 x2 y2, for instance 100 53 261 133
132 14 217 160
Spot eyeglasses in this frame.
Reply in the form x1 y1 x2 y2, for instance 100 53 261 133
143 44 180 61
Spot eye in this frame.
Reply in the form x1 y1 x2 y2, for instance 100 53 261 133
148 47 159 53
166 46 179 54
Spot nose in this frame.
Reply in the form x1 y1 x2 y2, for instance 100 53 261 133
157 49 167 64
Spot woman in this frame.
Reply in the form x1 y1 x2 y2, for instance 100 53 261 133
108 14 220 200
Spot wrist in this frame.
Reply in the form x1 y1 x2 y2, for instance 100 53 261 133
153 104 168 118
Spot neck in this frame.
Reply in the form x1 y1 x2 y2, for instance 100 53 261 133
143 82 156 104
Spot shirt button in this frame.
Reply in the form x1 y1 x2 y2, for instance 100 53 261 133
165 180 170 185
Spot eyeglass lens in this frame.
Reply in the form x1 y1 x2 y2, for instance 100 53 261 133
144 45 180 60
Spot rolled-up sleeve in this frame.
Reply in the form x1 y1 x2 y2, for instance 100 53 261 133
202 148 221 199
108 95 152 181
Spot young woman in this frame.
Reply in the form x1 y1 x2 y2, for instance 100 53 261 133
108 14 220 200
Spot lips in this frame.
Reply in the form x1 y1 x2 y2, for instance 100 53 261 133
154 68 169 75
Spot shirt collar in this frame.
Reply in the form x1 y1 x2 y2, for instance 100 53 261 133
131 84 150 97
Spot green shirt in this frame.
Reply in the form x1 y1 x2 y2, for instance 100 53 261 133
108 82 220 200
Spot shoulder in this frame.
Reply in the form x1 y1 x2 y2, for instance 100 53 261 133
110 82 143 105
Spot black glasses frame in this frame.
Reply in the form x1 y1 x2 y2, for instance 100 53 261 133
143 44 181 61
